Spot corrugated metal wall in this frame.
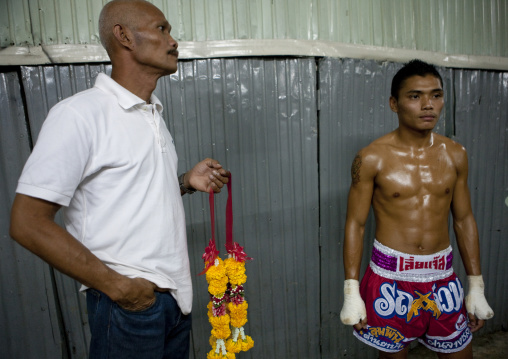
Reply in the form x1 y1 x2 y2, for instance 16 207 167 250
2 0 507 58
1 58 507 358
0 71 65 358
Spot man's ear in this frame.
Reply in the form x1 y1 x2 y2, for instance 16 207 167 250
113 24 134 50
389 96 398 113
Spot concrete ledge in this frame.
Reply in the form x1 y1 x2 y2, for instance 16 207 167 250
1 40 507 71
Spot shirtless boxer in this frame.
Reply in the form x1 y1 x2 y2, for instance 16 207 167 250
339 60 493 358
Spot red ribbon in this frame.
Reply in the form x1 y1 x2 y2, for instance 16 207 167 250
200 173 251 275
198 188 219 275
225 175 233 252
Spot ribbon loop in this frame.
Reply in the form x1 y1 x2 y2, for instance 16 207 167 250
200 173 251 275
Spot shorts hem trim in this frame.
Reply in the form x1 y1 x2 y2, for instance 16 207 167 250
417 333 472 354
352 330 404 353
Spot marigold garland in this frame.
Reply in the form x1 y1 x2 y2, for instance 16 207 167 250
203 179 253 357
205 254 253 357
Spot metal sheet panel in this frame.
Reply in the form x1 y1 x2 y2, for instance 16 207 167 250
452 69 508 330
2 57 507 358
156 57 321 358
0 71 64 358
318 58 401 358
1 0 507 58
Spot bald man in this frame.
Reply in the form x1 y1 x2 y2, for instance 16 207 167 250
10 1 229 358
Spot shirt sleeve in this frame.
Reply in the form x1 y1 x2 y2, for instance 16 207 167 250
16 102 93 207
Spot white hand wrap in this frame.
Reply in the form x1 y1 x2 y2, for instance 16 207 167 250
340 279 367 325
465 275 494 320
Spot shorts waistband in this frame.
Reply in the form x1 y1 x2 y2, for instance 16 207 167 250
370 239 453 282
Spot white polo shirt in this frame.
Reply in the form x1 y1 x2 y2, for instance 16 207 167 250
17 73 192 314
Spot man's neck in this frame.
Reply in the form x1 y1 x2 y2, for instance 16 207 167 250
111 67 160 103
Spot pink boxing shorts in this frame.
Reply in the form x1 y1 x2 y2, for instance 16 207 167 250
353 240 472 354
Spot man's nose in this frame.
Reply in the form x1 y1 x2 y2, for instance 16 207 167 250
422 96 433 109
169 35 178 49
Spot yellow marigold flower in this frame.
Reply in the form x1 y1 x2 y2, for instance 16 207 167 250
208 284 227 295
206 350 235 359
228 273 247 286
224 257 245 271
207 349 227 359
241 335 254 351
228 301 248 327
206 258 226 281
224 259 246 284
211 326 231 339
228 307 246 318
230 316 247 328
208 286 226 297
225 338 243 353
228 301 248 312
208 272 229 286
209 314 230 326
208 279 228 296
209 335 217 347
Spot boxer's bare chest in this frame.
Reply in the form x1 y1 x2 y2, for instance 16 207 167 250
375 144 457 201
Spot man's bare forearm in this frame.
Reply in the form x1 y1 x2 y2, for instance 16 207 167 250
10 194 129 301
453 213 482 276
343 223 365 280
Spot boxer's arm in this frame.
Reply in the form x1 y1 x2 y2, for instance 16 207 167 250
341 151 376 328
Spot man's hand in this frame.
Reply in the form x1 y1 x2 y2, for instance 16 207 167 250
184 158 230 193
340 279 368 330
111 277 157 311
465 275 494 333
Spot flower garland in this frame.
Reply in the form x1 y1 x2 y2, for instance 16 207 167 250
206 256 233 359
202 178 253 358
205 253 253 358
224 257 254 353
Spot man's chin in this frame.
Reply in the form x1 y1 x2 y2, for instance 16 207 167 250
162 65 178 76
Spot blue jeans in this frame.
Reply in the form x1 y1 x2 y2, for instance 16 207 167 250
86 288 191 359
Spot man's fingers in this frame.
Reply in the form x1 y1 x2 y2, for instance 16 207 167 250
208 180 223 193
353 318 367 331
218 168 231 177
115 277 156 311
118 296 156 311
205 158 222 169
468 313 484 333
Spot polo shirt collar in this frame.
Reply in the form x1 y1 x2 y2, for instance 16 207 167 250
94 73 163 113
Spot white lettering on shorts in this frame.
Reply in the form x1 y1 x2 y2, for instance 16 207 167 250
432 278 464 315
425 327 472 351
374 279 464 323
356 326 406 352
